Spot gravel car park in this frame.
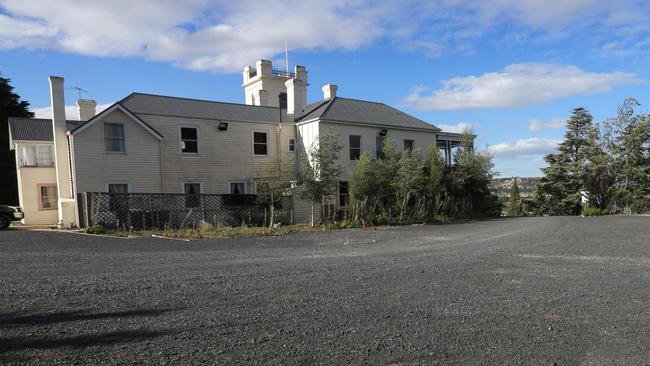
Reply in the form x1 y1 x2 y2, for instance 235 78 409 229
1 216 649 364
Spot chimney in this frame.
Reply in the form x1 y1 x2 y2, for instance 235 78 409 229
77 99 97 121
322 84 337 100
285 78 306 118
48 76 74 227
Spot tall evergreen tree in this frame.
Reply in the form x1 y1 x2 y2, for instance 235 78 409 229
507 177 521 216
1 75 34 205
534 107 601 215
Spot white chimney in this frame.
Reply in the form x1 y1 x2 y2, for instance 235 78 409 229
49 76 74 227
285 78 307 118
77 99 97 121
322 84 337 100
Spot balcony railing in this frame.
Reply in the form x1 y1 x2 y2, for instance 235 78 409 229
272 69 295 78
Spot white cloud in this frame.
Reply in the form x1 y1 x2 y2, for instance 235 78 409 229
401 63 641 110
488 138 561 157
0 0 399 72
0 1 648 72
33 103 112 120
437 122 473 133
528 117 565 131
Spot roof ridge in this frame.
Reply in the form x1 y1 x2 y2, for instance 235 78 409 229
126 92 286 110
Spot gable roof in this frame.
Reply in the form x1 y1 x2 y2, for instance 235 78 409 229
69 102 163 140
297 97 441 131
120 92 290 123
8 117 81 144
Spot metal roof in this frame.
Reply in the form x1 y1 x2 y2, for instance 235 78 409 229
298 97 441 131
120 93 290 123
8 117 81 142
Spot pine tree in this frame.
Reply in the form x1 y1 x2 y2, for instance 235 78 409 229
507 178 521 216
1 75 34 204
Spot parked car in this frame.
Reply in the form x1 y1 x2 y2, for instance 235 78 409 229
0 205 24 229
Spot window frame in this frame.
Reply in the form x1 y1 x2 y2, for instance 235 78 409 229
228 181 247 195
349 135 361 161
20 144 54 167
182 182 202 208
37 184 57 210
404 139 414 152
103 122 126 154
288 138 295 153
106 183 130 193
252 130 269 157
338 181 350 208
178 126 200 154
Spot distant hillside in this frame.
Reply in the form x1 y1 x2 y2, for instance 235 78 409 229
492 177 540 197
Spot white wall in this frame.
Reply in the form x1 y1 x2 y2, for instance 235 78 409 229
72 108 163 193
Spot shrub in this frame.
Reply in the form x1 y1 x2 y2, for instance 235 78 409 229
86 224 108 235
582 207 609 216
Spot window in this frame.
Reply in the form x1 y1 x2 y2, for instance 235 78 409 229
229 182 246 194
108 184 129 193
279 92 287 109
253 131 268 156
339 181 350 207
289 139 295 152
20 145 54 167
376 136 385 158
104 123 125 153
349 135 361 160
184 183 201 208
39 184 57 210
180 127 198 153
404 139 414 152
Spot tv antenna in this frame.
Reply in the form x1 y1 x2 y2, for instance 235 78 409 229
69 86 88 100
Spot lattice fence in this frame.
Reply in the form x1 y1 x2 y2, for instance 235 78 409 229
77 192 275 230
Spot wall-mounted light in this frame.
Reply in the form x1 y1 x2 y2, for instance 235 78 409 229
379 129 388 136
218 122 229 131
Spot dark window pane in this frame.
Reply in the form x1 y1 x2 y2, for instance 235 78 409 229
349 135 361 148
404 139 414 151
279 93 287 109
182 140 198 153
181 127 197 140
289 139 295 151
254 132 267 143
254 143 268 155
376 136 385 158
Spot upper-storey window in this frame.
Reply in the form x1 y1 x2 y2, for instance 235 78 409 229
279 92 287 109
253 131 268 156
104 123 125 153
404 139 414 152
20 145 54 167
180 127 198 153
376 136 385 158
349 135 361 160
289 139 295 152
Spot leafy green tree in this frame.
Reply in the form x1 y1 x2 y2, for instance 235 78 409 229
256 156 293 228
394 148 425 223
507 178 521 216
423 146 447 215
298 131 342 226
1 75 34 204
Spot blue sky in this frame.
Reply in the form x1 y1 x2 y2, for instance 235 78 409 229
2 0 649 177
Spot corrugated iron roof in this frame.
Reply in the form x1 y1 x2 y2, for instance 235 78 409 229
8 117 81 142
297 97 441 131
120 93 291 123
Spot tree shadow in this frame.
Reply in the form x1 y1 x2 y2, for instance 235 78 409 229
0 328 174 353
0 308 174 328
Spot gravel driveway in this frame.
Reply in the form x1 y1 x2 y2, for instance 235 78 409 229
1 216 649 365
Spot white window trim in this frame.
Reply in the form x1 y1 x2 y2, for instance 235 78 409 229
181 182 203 194
252 129 269 157
349 135 362 160
228 181 247 194
103 122 127 154
178 126 200 155
105 183 131 193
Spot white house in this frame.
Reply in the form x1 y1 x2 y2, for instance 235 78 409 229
8 59 465 227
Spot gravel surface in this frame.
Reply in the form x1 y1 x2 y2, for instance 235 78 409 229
1 216 649 365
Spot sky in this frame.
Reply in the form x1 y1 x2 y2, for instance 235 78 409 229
1 0 649 177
